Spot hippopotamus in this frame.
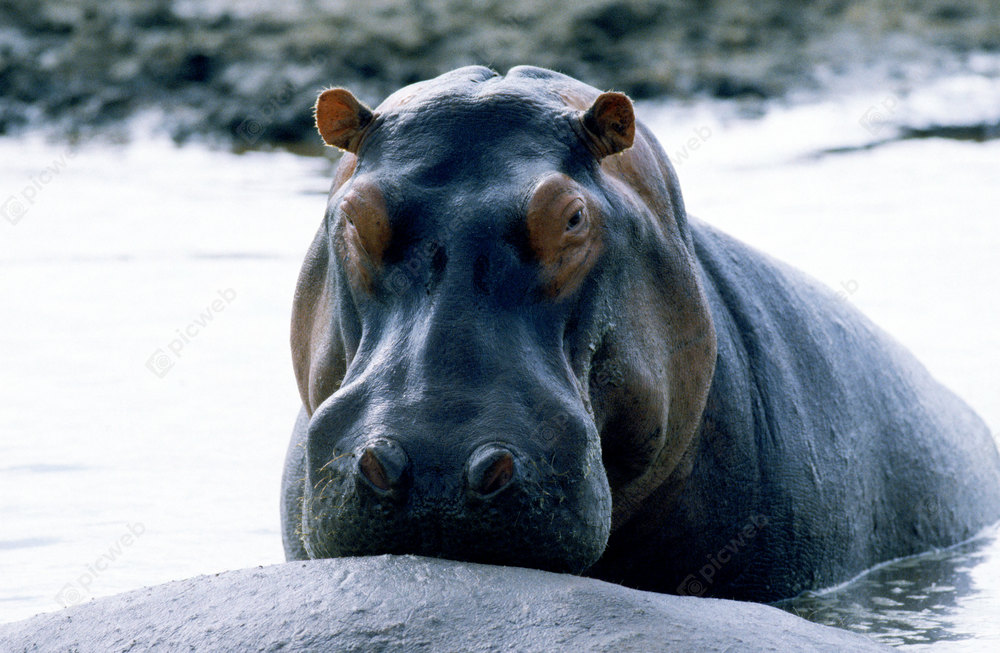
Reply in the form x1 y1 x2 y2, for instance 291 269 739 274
281 65 1000 602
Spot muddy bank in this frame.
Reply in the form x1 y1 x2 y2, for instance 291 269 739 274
1 0 998 149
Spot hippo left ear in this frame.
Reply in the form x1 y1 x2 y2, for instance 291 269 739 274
315 88 374 153
579 92 635 159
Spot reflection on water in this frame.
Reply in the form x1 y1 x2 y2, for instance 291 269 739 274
777 528 1000 651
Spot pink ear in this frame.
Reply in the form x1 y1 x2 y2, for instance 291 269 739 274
315 89 374 153
580 92 635 158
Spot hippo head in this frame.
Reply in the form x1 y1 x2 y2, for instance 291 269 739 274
291 66 716 574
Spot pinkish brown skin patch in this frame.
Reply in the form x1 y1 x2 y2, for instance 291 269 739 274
334 179 391 292
526 173 603 300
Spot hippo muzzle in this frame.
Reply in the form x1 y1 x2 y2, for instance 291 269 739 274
297 265 615 571
303 398 611 573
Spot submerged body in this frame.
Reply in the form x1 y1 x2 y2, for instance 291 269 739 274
281 65 1000 601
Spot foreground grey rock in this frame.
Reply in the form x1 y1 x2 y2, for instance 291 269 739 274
0 555 891 652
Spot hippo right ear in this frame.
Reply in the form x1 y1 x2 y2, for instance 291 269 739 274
579 92 635 159
315 89 375 153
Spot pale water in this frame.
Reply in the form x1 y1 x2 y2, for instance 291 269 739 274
1 84 999 650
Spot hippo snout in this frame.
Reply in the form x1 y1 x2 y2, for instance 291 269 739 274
301 409 612 574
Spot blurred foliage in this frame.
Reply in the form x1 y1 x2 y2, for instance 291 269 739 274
1 0 997 147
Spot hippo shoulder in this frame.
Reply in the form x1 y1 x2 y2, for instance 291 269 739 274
685 217 1000 596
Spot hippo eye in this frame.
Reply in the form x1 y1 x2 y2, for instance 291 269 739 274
526 175 600 299
564 199 586 232
567 209 583 231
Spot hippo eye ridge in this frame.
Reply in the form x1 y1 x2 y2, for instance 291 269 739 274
333 180 392 292
526 174 601 299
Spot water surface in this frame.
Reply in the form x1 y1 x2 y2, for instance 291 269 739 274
1 90 999 649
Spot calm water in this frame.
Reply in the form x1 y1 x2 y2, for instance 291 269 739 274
778 527 1000 651
2 85 999 650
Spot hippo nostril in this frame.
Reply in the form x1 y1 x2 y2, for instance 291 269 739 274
357 440 410 497
467 445 517 498
359 449 390 491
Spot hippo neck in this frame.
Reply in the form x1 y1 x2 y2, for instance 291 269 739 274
590 131 717 531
